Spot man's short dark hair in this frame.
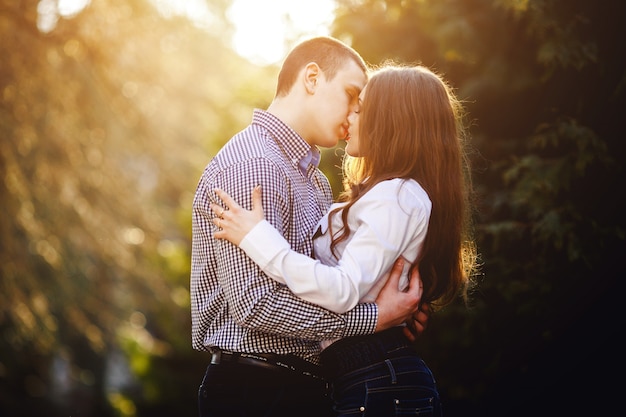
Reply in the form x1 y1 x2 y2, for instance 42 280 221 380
275 36 367 97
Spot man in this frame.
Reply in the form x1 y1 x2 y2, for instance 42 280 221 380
191 37 426 417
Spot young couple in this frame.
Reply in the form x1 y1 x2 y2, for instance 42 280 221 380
191 36 477 417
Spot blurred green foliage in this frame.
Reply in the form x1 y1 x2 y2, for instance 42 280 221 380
1 0 624 416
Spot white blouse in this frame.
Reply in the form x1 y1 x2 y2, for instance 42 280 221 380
239 178 432 314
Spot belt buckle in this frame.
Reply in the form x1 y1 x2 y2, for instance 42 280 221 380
210 350 222 365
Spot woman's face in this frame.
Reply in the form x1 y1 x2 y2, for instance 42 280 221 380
344 87 365 157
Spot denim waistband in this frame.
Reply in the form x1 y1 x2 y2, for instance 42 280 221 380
320 327 414 380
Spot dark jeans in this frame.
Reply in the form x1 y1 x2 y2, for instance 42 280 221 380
198 360 333 417
321 327 442 417
329 355 442 417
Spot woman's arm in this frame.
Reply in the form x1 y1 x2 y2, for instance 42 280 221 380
212 186 360 312
212 181 430 314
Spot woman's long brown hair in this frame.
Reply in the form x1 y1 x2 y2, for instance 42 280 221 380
329 64 477 309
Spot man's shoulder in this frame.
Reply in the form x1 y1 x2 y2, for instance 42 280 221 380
224 124 268 153
217 124 283 162
201 125 295 188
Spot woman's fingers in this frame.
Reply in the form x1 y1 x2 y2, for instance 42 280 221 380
210 186 265 245
213 188 240 211
252 185 262 213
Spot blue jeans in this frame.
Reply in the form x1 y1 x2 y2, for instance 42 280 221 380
329 355 442 416
198 358 333 417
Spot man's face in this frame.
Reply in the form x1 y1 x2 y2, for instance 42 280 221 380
308 60 367 149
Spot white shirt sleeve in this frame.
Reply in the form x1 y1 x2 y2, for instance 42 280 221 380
238 179 431 314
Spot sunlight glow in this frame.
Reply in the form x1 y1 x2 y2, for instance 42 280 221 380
37 0 336 65
37 0 91 33
151 0 216 29
227 0 335 65
58 0 90 17
151 0 335 65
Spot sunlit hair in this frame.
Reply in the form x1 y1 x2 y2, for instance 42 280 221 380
275 36 367 97
329 64 478 308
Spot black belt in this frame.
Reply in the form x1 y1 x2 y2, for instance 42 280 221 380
210 349 325 380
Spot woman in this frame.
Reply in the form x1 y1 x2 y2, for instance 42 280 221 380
212 64 478 416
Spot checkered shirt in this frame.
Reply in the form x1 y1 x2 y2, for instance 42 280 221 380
190 110 377 364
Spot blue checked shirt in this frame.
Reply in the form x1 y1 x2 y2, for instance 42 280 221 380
190 110 378 364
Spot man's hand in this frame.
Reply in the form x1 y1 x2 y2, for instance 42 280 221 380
374 258 424 333
403 302 430 342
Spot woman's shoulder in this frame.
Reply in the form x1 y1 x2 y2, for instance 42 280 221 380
347 179 430 230
358 178 431 215
370 178 429 200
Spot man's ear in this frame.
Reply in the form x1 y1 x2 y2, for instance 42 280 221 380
303 62 321 94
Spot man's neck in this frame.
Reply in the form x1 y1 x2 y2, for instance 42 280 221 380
266 97 311 146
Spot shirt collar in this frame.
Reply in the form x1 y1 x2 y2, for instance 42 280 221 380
299 146 321 176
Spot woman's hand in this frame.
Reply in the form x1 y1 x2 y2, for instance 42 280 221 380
211 186 264 246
